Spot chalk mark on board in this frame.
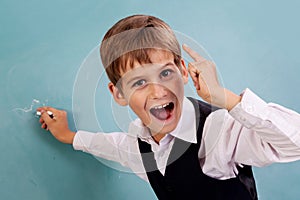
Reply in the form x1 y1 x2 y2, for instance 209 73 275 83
12 99 48 120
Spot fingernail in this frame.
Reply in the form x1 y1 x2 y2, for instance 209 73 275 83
182 44 188 48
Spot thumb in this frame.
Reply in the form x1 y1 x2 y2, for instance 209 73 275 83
188 63 200 90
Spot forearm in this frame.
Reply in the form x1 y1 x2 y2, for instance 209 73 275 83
56 130 76 144
204 87 241 111
230 89 300 162
73 130 128 164
223 88 241 111
201 93 300 179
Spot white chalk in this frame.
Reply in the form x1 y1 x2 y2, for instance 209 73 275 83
36 110 54 118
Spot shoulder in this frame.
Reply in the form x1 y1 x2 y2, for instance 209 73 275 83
187 97 220 118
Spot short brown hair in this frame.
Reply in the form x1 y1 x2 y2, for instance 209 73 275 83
100 14 181 85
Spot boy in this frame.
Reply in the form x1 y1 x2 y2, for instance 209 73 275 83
37 15 300 200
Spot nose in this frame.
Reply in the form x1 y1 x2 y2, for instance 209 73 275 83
148 83 168 99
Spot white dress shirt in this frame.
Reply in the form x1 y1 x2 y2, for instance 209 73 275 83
73 88 300 181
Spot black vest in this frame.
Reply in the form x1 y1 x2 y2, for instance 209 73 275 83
138 97 258 200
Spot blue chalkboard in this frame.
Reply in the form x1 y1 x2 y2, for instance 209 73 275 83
1 0 300 199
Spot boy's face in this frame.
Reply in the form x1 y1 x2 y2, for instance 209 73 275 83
111 50 188 136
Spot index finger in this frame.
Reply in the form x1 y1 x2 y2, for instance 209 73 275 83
182 44 206 62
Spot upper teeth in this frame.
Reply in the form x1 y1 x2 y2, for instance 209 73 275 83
153 103 169 109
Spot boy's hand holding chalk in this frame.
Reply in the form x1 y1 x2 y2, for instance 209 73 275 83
36 107 75 144
36 110 54 118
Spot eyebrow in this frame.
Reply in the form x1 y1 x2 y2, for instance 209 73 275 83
125 62 175 86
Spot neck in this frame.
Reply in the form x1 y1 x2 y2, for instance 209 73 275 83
152 133 166 144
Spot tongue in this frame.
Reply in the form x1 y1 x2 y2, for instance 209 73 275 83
152 108 170 120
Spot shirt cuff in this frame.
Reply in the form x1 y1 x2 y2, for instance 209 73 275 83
229 88 268 128
73 130 95 151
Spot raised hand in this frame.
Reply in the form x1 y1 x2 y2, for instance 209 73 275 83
182 44 241 110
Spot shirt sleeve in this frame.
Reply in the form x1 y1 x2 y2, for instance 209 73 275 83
73 130 133 167
200 88 300 180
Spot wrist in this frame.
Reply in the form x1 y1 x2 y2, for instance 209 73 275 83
65 130 76 144
206 87 241 110
223 89 241 111
56 130 76 144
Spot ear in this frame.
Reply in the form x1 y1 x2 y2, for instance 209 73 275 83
180 59 189 84
108 82 128 106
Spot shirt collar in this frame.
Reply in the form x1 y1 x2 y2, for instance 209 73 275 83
128 96 197 144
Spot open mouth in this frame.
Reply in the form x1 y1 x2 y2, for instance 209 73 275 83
150 102 175 121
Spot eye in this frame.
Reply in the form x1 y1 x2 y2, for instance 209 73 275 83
132 79 146 88
160 69 173 78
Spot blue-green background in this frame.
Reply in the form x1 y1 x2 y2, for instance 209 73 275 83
1 0 300 199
